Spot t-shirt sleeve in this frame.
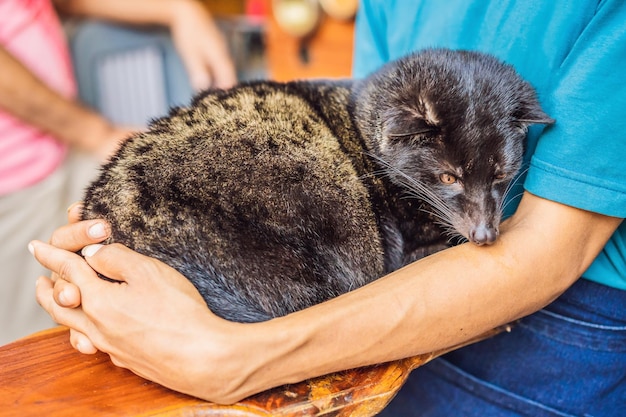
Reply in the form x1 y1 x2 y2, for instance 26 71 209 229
352 0 389 79
524 0 626 218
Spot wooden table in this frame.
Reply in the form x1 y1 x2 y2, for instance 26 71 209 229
0 326 507 416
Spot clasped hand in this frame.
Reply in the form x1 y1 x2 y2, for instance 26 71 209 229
30 203 255 403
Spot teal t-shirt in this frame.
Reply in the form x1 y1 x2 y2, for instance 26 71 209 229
353 0 626 289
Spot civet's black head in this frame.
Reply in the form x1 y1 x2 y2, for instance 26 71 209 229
354 49 554 245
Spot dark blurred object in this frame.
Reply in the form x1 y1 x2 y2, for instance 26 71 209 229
264 0 354 81
70 22 194 127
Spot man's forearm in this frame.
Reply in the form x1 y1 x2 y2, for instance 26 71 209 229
29 189 622 404
218 192 621 401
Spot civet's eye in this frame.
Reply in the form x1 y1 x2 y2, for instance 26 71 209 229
439 173 457 184
494 172 506 181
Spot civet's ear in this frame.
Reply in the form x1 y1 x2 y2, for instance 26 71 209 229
517 114 555 127
516 100 555 128
381 96 440 150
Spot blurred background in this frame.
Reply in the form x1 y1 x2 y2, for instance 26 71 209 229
68 0 357 128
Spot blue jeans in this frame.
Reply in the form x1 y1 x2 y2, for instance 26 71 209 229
377 279 626 416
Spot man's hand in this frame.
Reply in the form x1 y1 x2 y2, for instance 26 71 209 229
31 203 252 403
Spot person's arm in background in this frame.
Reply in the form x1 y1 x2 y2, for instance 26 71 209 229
53 0 237 90
0 46 130 160
0 0 237 160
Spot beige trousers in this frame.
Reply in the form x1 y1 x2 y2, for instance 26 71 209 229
0 152 99 346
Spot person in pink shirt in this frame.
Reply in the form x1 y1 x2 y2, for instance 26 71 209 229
0 0 237 345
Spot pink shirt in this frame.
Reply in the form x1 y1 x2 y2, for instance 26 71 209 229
0 0 76 196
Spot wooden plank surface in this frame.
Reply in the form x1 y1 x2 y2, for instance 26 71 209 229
0 326 508 416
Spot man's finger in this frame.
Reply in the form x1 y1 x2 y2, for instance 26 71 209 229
53 278 82 308
81 242 162 285
69 329 98 354
30 240 100 287
48 219 111 252
66 201 83 223
35 276 91 332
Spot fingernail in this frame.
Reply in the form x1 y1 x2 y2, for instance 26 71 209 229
28 242 35 256
82 244 103 257
88 223 106 239
59 290 68 306
67 201 83 214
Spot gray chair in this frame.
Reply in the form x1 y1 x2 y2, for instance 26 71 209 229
69 21 194 127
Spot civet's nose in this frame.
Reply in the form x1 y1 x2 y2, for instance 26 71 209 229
469 224 498 246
